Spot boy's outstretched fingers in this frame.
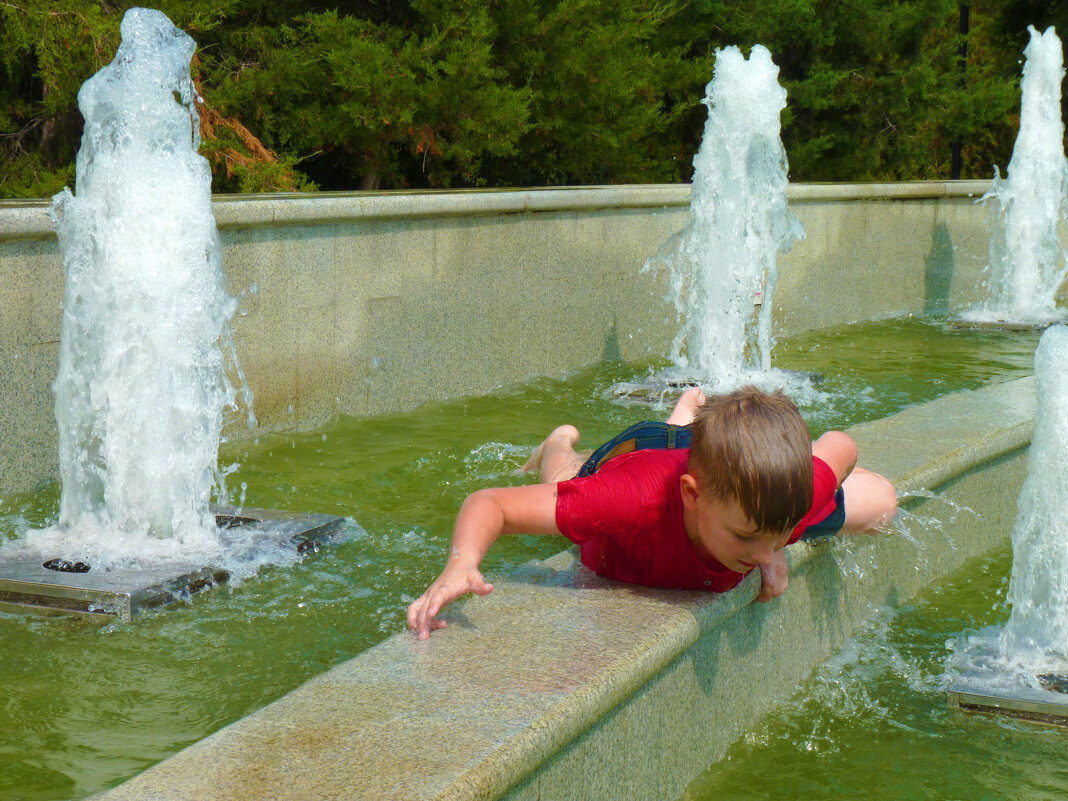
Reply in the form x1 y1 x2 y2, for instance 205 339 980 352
406 567 494 639
406 598 447 637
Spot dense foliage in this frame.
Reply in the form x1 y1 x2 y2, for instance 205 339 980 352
0 1 1062 196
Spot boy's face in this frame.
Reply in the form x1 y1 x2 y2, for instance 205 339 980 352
679 474 791 573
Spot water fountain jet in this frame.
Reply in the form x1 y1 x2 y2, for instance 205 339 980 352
953 26 1068 332
611 44 812 407
947 324 1068 726
0 8 343 619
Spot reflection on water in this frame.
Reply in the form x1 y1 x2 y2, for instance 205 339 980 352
0 316 1045 801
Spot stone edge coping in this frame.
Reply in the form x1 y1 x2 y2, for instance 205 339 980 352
92 375 1035 801
1 181 993 240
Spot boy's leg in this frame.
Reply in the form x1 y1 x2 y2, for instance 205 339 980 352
839 467 898 533
521 387 703 483
519 425 589 483
665 387 706 425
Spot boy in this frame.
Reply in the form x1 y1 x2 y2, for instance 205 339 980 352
407 386 897 639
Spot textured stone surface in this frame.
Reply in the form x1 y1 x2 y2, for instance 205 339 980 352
91 377 1035 801
0 234 63 495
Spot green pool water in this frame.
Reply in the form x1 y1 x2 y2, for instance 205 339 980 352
683 542 1068 801
0 316 1045 800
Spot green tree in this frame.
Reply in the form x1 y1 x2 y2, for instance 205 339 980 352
0 0 1050 195
0 1 112 197
0 0 308 197
674 0 1019 181
203 2 532 190
479 0 705 186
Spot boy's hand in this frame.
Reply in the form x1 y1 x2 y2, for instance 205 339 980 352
406 483 560 640
407 563 494 640
756 551 789 602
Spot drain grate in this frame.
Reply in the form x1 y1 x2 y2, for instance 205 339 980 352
1037 673 1068 694
42 559 91 573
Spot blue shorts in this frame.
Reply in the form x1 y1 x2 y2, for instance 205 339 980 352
576 421 692 478
799 486 846 541
578 420 846 538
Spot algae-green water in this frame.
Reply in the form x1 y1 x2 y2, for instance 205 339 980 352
683 543 1068 801
0 317 1048 800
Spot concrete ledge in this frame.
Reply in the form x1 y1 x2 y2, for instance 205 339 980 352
787 179 991 202
211 185 692 228
93 375 1035 801
0 202 55 241
1 181 994 239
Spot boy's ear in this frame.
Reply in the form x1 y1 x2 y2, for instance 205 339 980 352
680 473 701 511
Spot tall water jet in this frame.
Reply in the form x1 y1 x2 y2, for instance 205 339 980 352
998 324 1068 669
0 9 344 618
965 26 1068 326
45 8 236 564
947 324 1068 724
645 44 804 391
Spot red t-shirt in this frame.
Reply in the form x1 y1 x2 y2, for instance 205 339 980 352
555 449 838 592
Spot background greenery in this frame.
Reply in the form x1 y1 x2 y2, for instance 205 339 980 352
1 0 1065 197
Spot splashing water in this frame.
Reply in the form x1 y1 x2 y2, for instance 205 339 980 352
965 26 1068 325
998 324 1068 670
21 9 244 566
945 325 1068 691
644 45 804 391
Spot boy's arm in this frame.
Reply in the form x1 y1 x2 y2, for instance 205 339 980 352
407 482 561 639
811 430 858 486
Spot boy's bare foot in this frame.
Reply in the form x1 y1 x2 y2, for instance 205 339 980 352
518 424 583 482
519 424 580 472
666 386 706 425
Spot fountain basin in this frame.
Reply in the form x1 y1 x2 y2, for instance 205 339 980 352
0 181 1001 497
0 507 344 620
1 182 1063 799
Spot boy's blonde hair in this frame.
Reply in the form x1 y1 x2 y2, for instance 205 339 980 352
687 386 813 534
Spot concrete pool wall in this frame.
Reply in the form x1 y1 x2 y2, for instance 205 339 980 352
1 180 995 494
